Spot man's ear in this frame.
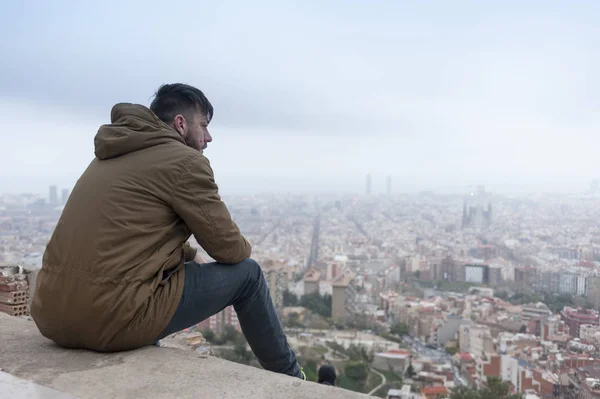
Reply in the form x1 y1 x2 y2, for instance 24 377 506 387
173 114 187 136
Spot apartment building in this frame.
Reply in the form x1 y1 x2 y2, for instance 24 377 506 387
332 275 357 323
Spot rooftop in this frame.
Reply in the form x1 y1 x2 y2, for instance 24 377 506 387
563 307 600 320
0 313 369 399
332 274 354 287
303 269 321 282
422 386 448 395
375 351 410 360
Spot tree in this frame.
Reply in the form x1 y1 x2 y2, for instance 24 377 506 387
367 347 375 363
445 346 458 355
202 329 215 343
346 313 374 330
300 292 332 318
481 377 522 399
450 386 481 399
326 341 346 354
390 322 409 336
405 363 416 378
344 361 369 385
283 311 302 328
503 290 583 314
346 344 371 362
233 339 253 364
450 377 522 399
223 325 241 344
495 290 510 300
283 289 299 306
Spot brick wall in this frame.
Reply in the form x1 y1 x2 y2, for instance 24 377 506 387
0 265 31 317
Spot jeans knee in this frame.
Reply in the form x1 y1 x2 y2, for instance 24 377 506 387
238 258 262 281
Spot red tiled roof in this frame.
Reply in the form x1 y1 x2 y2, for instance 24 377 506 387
423 386 448 395
388 349 411 355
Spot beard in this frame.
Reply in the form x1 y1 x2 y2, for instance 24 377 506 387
184 135 203 152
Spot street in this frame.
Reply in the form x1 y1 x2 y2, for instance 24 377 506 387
401 335 466 386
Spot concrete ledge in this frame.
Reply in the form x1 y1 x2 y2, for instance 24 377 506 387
0 313 369 398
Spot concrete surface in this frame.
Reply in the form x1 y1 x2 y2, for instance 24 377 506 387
0 313 369 398
0 371 76 399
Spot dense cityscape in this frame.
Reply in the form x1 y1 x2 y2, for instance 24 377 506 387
3 178 600 398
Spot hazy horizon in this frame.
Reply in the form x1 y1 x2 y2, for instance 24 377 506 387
1 1 598 196
2 175 597 197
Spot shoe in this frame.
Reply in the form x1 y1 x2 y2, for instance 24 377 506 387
300 367 307 381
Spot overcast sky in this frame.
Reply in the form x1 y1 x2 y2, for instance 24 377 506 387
0 1 598 195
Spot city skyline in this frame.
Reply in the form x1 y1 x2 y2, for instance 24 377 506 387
3 170 600 397
2 176 600 198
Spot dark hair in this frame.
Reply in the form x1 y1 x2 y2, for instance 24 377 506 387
318 365 336 385
150 83 213 124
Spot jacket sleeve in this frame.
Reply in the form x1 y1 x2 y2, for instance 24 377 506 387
171 155 252 264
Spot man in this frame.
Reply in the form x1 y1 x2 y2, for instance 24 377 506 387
317 365 336 386
31 83 303 379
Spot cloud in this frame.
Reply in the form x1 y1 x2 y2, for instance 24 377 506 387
0 0 598 193
1 1 596 133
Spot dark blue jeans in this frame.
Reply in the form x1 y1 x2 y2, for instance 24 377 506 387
155 258 301 378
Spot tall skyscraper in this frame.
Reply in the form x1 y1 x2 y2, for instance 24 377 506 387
49 185 58 206
365 174 372 195
462 201 493 229
386 176 392 196
61 188 70 205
